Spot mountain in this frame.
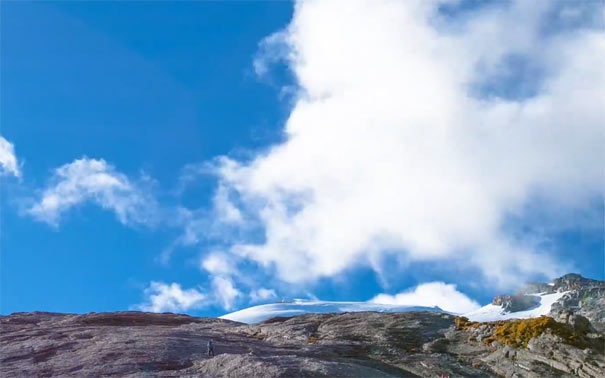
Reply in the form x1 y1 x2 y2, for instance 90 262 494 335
465 273 605 332
464 291 567 322
220 300 444 324
223 273 605 330
1 273 603 377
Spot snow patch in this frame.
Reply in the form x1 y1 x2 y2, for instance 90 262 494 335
463 292 567 322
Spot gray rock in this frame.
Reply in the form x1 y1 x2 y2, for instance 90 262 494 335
2 274 605 378
548 276 605 333
518 282 555 295
422 337 449 353
492 294 540 312
0 311 466 377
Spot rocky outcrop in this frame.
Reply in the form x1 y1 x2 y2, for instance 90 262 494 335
492 294 540 312
551 289 605 333
546 274 605 334
454 315 605 378
2 310 604 377
491 273 605 333
518 282 554 295
553 274 603 293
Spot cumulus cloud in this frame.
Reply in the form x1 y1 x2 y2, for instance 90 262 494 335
371 282 481 314
204 0 604 287
201 252 236 275
211 276 241 310
250 288 277 303
136 277 242 312
213 184 243 224
200 253 278 308
136 282 207 312
27 158 157 227
199 253 242 310
0 136 21 177
157 164 246 265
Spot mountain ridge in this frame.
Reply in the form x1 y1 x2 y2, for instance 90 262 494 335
220 273 605 327
1 273 603 377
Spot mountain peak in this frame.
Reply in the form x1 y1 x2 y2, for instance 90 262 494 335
517 273 602 296
553 273 602 291
464 273 605 332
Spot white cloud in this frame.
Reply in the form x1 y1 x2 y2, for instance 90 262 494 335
174 162 211 195
206 0 604 287
136 282 207 313
213 184 242 224
250 288 277 303
136 277 242 312
211 276 241 311
0 136 21 177
201 252 236 275
156 163 245 265
371 282 480 314
27 158 157 227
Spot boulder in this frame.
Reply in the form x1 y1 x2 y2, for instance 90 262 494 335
492 294 540 312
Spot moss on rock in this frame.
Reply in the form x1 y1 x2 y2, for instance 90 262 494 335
455 316 590 349
454 317 480 329
485 316 584 348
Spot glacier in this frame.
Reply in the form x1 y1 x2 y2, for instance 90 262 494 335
220 299 444 324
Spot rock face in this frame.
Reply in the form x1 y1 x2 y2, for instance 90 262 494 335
455 315 605 378
542 274 604 333
553 274 603 292
492 294 541 312
550 281 605 334
490 273 605 333
2 310 605 377
519 274 604 297
2 274 603 377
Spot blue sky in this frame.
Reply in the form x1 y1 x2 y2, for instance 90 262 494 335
1 0 604 317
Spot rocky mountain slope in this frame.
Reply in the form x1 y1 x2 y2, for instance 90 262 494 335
465 273 605 330
1 274 603 377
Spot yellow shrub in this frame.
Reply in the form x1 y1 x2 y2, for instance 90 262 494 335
455 316 588 349
454 316 481 329
482 316 583 348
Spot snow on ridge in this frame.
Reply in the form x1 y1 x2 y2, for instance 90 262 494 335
463 291 567 322
220 300 444 324
220 290 568 324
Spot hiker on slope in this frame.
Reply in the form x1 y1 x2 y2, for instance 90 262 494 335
207 339 215 357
